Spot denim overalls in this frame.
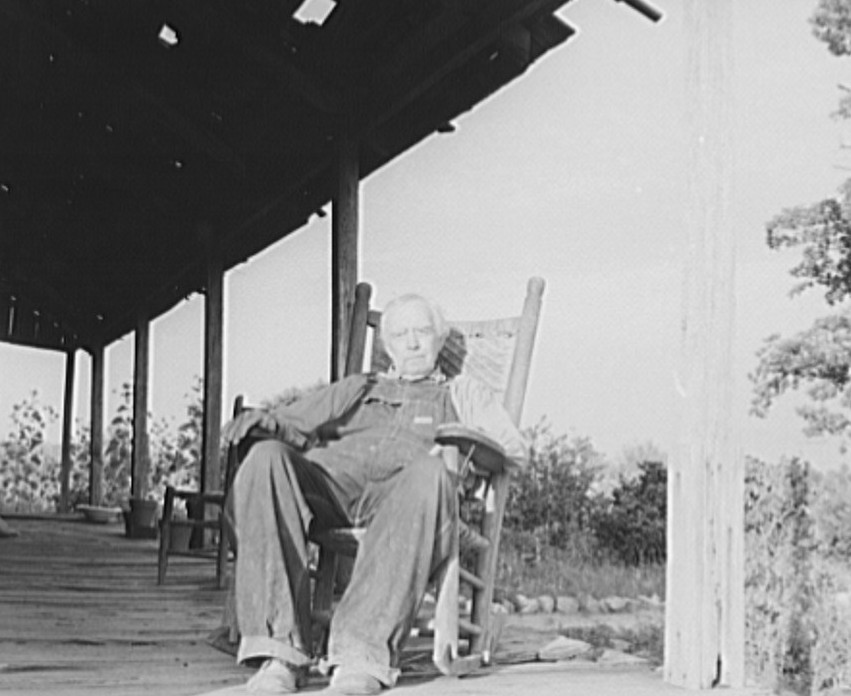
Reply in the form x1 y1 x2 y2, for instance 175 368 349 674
309 374 458 523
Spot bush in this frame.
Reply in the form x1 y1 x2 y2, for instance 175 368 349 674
743 456 851 694
0 379 205 512
591 461 666 566
0 391 60 511
505 419 604 558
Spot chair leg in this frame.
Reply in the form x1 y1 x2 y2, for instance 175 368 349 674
157 486 176 585
216 513 229 590
433 513 461 676
312 545 338 657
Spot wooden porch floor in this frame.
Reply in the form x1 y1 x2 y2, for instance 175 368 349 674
0 516 246 696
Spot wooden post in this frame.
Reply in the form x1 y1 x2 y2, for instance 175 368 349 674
665 0 744 688
201 230 224 496
59 349 76 513
89 344 105 506
131 316 151 500
331 135 360 382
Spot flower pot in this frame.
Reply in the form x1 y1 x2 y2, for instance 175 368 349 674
78 504 122 524
124 498 160 539
169 524 193 551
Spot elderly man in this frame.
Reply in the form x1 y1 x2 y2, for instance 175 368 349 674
224 293 526 695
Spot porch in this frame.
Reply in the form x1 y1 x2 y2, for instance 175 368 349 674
0 516 243 695
0 517 762 696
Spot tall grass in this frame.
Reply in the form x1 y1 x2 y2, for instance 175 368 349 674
497 531 665 600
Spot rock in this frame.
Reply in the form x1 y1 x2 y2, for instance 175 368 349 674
491 602 509 615
537 595 556 613
537 636 594 662
510 593 529 612
501 599 516 614
595 649 650 666
602 596 630 613
555 596 580 615
638 593 663 608
583 597 602 614
610 638 632 652
519 597 541 614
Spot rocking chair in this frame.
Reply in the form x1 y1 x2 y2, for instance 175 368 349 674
225 276 544 676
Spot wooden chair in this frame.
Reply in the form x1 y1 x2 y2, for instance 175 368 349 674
311 277 545 675
156 397 243 589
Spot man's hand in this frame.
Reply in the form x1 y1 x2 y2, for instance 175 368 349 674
222 409 278 445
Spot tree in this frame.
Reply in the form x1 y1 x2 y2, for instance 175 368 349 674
591 460 667 566
505 418 606 555
749 5 851 449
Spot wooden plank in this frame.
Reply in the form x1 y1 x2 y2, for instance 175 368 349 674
664 0 744 689
0 517 245 696
132 315 151 500
59 349 76 513
330 135 360 382
89 344 105 506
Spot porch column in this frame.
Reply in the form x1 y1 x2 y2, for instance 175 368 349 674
201 229 224 495
665 0 744 688
58 348 76 512
89 344 105 506
131 315 151 500
330 135 360 382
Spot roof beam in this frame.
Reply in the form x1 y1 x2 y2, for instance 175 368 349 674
363 0 572 135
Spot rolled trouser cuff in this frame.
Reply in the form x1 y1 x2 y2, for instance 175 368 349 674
237 635 312 668
318 656 400 687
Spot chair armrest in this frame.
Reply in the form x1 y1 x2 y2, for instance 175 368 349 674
434 423 509 475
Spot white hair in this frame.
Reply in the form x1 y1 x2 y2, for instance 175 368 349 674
380 293 450 344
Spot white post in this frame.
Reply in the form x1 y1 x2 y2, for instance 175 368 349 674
665 0 744 688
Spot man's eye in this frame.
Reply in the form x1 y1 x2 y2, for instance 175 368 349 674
415 328 434 337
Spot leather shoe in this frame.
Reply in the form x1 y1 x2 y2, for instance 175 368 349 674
246 658 301 693
329 667 382 695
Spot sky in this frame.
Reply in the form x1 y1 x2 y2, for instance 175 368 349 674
2 0 851 469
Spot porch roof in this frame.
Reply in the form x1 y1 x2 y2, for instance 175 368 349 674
0 0 575 354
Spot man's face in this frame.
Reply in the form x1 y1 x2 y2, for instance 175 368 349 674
384 300 442 379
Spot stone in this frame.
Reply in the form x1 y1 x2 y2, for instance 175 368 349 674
595 649 650 666
610 638 632 652
537 595 556 613
638 593 663 608
519 596 541 614
555 596 580 615
602 596 629 613
583 597 602 614
537 636 594 662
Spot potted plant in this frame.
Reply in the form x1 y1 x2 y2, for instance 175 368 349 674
166 501 193 551
124 495 160 539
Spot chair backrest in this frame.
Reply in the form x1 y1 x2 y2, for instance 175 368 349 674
344 278 545 426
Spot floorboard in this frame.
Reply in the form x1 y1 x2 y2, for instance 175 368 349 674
0 517 247 696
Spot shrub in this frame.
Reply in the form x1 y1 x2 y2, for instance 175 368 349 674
505 418 604 558
591 461 666 566
0 391 60 512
